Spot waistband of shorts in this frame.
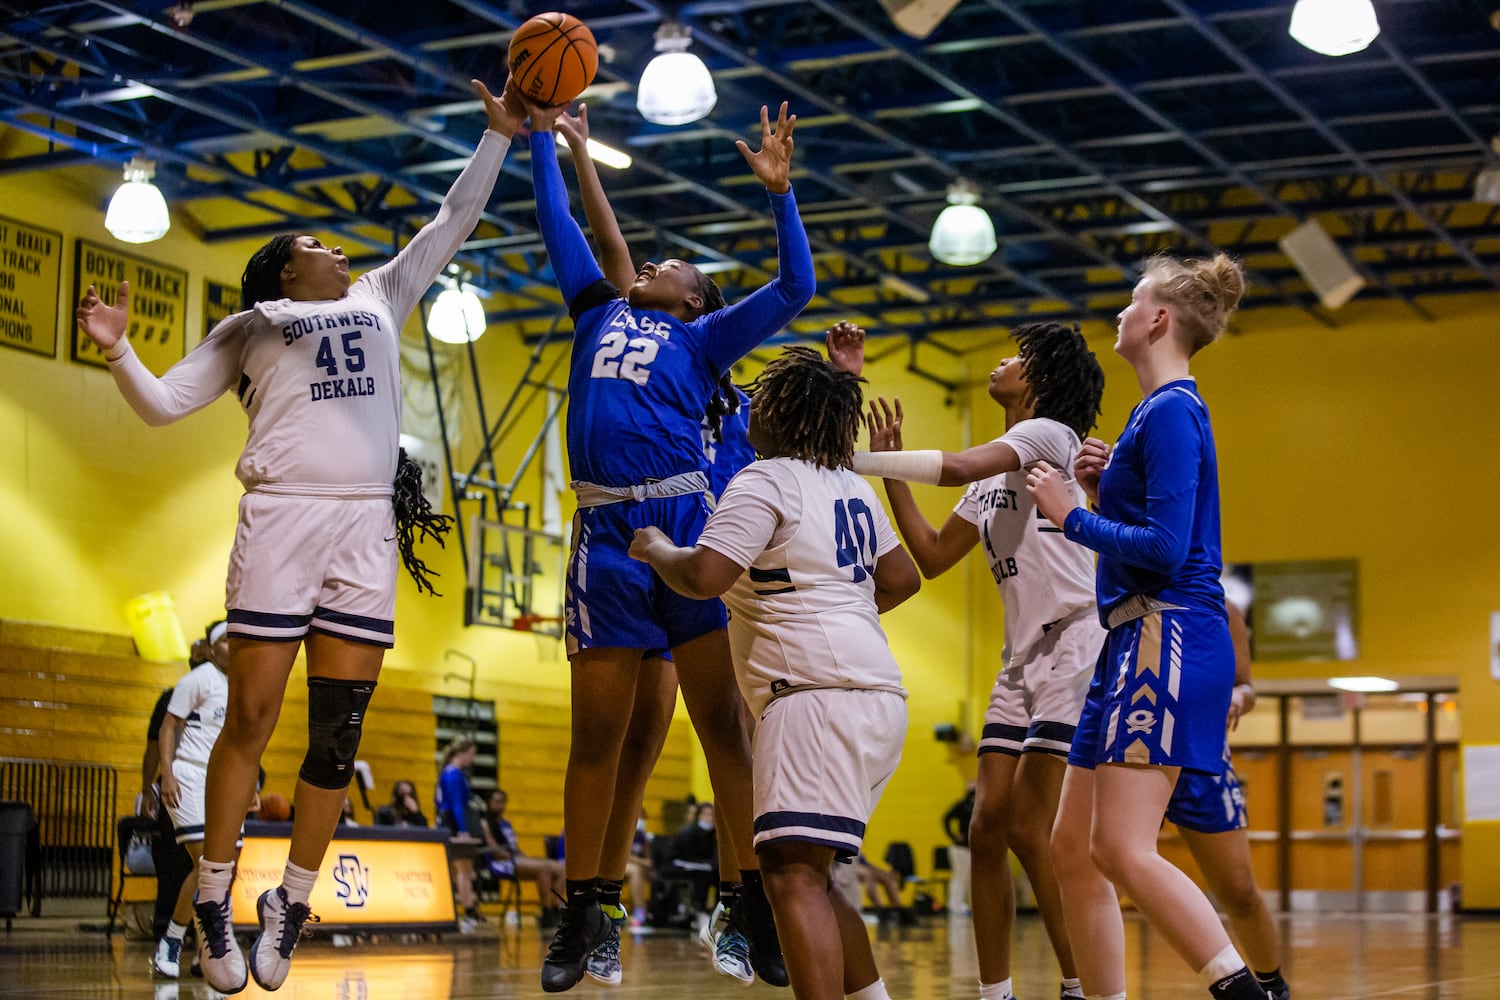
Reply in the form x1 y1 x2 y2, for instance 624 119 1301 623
571 471 708 508
1105 594 1187 630
767 682 908 706
247 482 394 500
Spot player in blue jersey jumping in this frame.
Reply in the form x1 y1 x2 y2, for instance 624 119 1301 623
523 98 815 993
1025 252 1266 1000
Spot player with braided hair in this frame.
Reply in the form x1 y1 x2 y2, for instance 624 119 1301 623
630 345 919 1000
858 321 1106 1000
76 77 526 995
523 96 813 993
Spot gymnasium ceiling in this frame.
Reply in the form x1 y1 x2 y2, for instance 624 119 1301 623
2 0 1498 354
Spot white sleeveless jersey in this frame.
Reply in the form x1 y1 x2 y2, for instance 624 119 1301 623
106 130 512 497
696 458 907 716
165 662 229 769
953 417 1098 663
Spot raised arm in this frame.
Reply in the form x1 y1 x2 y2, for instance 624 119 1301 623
863 397 980 578
555 105 635 293
79 281 249 426
853 395 1024 487
701 104 815 372
528 127 608 311
363 78 522 323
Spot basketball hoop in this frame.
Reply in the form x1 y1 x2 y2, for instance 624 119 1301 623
510 613 564 638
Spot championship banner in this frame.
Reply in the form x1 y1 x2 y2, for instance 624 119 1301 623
203 278 241 340
72 239 187 375
233 826 458 931
0 214 63 358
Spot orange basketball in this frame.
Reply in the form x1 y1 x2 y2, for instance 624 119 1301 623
509 12 598 106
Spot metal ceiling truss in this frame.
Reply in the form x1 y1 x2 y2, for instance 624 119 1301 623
1 0 1496 349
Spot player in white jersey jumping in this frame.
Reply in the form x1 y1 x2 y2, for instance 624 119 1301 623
75 77 526 996
631 346 921 1000
857 322 1106 1000
152 620 230 979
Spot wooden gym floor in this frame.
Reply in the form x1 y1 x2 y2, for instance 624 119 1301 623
1 909 1497 998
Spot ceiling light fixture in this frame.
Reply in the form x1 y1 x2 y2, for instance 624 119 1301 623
636 21 716 126
928 179 997 267
104 156 171 244
1288 0 1381 57
426 276 487 344
1327 676 1399 693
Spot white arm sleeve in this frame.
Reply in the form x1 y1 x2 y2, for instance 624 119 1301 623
105 313 250 426
362 129 512 326
850 449 944 485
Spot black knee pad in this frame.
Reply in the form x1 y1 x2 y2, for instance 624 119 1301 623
300 677 377 790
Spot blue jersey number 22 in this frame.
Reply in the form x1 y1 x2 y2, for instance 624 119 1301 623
833 498 877 583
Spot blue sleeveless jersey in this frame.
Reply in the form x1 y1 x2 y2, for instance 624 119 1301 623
1064 379 1227 621
531 132 814 488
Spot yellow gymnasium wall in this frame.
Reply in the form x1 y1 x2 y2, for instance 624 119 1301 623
6 145 1500 905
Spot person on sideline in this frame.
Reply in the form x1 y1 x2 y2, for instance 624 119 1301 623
75 77 526 994
373 779 429 828
140 629 213 942
1171 602 1292 1000
152 621 231 979
435 736 485 932
942 784 975 917
859 321 1107 1000
481 789 567 929
1026 252 1266 1000
522 97 814 994
630 346 921 1000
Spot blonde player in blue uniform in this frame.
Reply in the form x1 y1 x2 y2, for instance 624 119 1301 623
1170 602 1291 1000
630 346 921 1000
857 321 1106 1000
1026 252 1265 1000
76 78 526 996
523 99 814 993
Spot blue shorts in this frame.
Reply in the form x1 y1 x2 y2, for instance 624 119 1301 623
1166 744 1247 833
1067 608 1233 775
565 493 728 657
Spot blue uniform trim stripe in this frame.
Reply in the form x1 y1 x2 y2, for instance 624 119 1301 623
309 624 395 649
753 811 866 839
749 567 792 583
1027 719 1078 745
981 722 1028 742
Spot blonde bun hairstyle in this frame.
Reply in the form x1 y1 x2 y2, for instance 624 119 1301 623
1141 252 1245 355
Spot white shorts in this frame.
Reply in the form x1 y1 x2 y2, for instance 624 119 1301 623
752 688 907 860
225 492 397 647
979 611 1103 758
165 760 208 844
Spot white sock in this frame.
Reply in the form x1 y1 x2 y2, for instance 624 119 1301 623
196 858 235 903
1197 944 1246 988
1086 993 1127 1000
165 920 187 942
1061 978 1084 999
281 860 319 906
979 979 1013 1000
848 978 892 1000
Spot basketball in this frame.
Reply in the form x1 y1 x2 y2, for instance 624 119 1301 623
509 12 598 107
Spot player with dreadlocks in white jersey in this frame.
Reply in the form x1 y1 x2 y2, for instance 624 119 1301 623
76 76 527 997
631 346 921 1000
858 321 1107 1000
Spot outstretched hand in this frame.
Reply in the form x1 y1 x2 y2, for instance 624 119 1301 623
474 77 527 138
76 281 129 352
866 397 904 453
555 103 591 149
736 102 795 194
826 320 866 376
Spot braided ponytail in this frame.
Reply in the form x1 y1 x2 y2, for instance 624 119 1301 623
393 449 454 596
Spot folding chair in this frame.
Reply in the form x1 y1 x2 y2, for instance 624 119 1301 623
107 814 158 935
